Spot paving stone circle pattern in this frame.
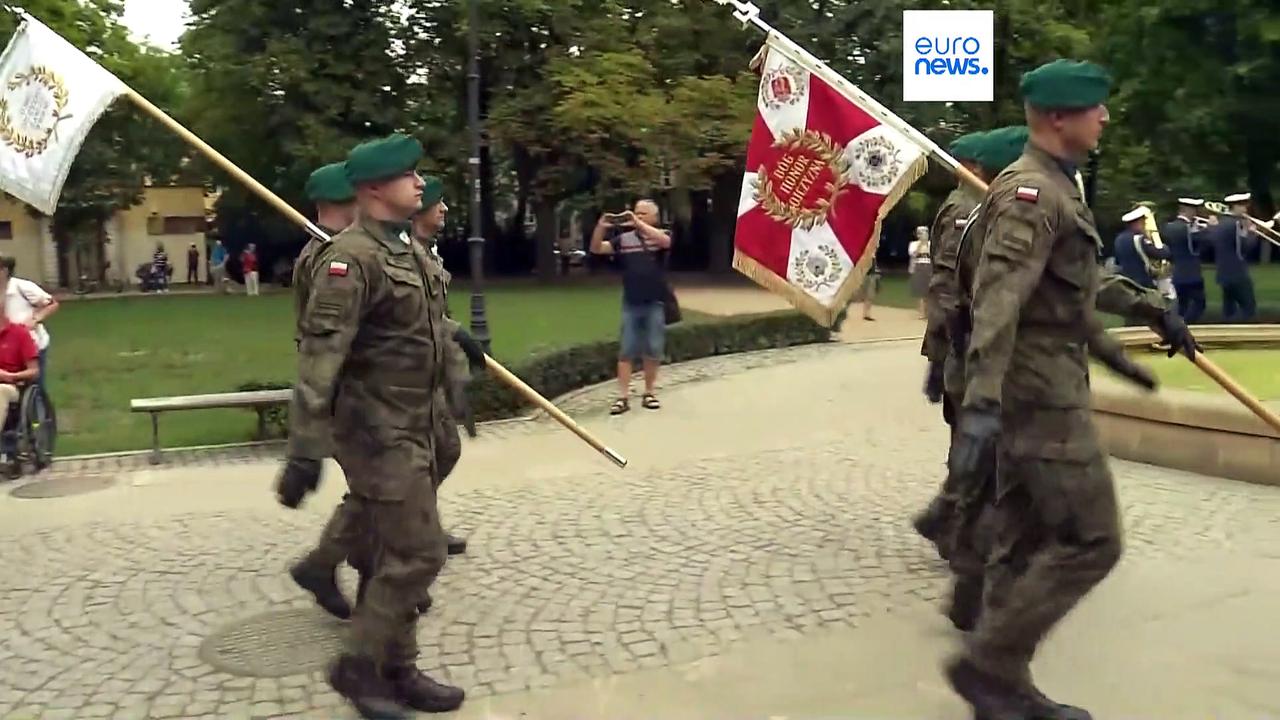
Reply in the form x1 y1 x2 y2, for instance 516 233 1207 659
1 341 1278 719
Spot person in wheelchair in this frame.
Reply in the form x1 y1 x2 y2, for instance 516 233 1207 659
0 298 39 478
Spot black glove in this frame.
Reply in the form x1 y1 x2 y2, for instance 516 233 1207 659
1150 309 1200 360
1096 352 1158 391
275 457 322 509
948 408 1001 484
923 361 945 404
452 327 487 373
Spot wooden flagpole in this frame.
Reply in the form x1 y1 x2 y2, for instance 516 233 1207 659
711 0 1280 437
122 90 627 467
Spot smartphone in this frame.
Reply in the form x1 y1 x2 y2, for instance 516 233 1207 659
604 212 628 225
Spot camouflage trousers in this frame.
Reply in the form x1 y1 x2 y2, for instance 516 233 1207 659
964 408 1122 693
344 477 447 668
305 387 462 572
924 392 992 568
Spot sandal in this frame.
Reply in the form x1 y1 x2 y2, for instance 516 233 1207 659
641 394 660 410
610 398 630 415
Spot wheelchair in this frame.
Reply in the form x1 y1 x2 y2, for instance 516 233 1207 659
1 383 57 478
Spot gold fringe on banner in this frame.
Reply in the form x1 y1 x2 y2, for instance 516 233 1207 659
733 150 930 329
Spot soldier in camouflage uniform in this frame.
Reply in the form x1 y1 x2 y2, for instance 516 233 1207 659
277 161 364 621
915 126 1030 632
276 134 484 718
914 129 987 553
944 60 1198 719
408 177 475 505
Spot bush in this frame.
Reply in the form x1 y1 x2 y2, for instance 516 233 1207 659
236 380 292 438
465 311 831 420
238 311 831 432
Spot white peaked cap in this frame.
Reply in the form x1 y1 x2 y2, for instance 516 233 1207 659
1177 197 1203 206
1225 192 1251 203
1121 206 1150 222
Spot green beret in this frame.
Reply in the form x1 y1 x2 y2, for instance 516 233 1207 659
304 162 355 203
948 131 986 162
345 133 423 185
976 125 1030 173
1020 59 1111 109
417 176 444 212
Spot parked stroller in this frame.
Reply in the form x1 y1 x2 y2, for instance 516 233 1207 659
135 263 172 293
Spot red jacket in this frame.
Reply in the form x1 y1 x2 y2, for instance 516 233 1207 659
241 251 258 273
0 321 38 375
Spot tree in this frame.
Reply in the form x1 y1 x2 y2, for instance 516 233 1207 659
182 0 410 274
1 0 193 286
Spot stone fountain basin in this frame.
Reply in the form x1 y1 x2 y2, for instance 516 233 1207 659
1091 324 1280 487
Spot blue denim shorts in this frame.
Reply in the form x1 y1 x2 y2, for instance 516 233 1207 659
619 302 665 361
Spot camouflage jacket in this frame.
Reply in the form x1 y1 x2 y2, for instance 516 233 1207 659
292 230 337 346
288 213 450 500
922 184 982 397
418 242 472 402
958 143 1167 419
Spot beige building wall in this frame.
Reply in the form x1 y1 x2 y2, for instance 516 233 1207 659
0 195 55 285
116 186 209 285
1 187 209 288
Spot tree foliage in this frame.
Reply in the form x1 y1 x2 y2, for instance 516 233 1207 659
9 0 1279 284
1 0 191 275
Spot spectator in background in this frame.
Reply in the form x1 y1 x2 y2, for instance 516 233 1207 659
0 294 39 479
908 225 932 320
241 243 260 296
0 256 57 397
187 243 200 284
152 242 170 293
590 199 672 415
210 240 229 293
861 256 880 321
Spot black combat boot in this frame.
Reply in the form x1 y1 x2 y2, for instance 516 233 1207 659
914 497 956 562
446 533 467 556
328 654 408 719
1025 687 1094 720
384 664 465 713
946 575 983 632
944 657 1033 720
416 593 433 615
290 561 352 620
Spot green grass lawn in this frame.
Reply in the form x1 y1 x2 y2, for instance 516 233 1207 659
46 284 658 456
1142 349 1280 400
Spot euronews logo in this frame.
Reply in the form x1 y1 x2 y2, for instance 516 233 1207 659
913 37 989 76
903 10 994 102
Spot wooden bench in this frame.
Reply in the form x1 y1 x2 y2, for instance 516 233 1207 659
130 390 292 464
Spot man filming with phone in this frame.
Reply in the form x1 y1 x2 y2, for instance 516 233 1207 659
590 199 672 415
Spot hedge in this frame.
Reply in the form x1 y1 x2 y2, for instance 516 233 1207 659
238 311 831 432
465 310 832 420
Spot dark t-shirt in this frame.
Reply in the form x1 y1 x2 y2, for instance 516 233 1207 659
614 230 668 306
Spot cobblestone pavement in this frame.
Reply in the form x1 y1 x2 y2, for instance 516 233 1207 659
2 340 1279 719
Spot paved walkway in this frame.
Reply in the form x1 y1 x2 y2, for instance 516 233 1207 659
3 340 1279 719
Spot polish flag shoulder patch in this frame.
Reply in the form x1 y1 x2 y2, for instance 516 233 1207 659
328 261 349 277
1015 186 1040 203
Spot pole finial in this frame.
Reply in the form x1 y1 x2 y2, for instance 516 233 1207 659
711 0 763 27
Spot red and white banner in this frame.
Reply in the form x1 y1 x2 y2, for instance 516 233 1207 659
734 38 928 327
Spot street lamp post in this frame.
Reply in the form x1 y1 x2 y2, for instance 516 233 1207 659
466 0 490 355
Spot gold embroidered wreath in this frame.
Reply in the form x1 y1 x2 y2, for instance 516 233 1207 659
0 66 71 158
754 128 852 231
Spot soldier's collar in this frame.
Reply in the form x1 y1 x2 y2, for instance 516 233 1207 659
354 212 413 254
1024 141 1080 180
